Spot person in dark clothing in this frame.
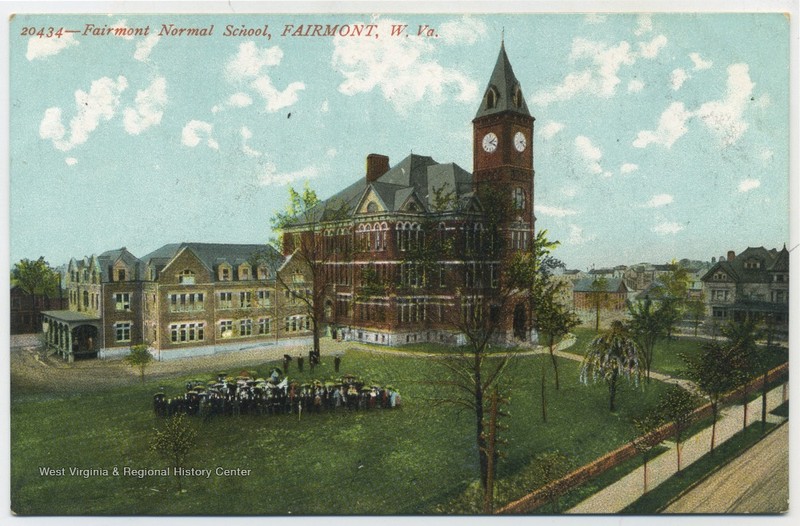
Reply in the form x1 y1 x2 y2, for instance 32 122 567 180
334 355 341 373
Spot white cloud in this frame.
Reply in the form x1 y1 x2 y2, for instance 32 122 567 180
123 77 167 135
65 157 78 166
320 100 330 113
627 79 645 93
620 163 639 174
39 76 128 151
738 178 761 193
326 147 338 158
240 126 261 157
652 221 684 235
634 15 653 36
539 121 565 140
212 92 254 113
332 18 478 113
226 42 284 81
568 224 595 245
251 76 305 113
26 32 80 60
695 63 753 147
258 162 319 186
532 34 665 105
181 120 218 150
561 186 578 198
671 68 689 90
575 135 610 176
637 35 667 59
633 102 692 149
645 193 673 207
224 42 305 113
134 34 160 61
760 148 774 162
534 204 579 218
438 16 487 45
689 52 713 71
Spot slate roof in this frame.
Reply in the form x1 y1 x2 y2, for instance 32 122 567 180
97 247 143 281
140 243 284 275
701 246 789 283
474 42 531 119
289 153 476 227
573 278 628 294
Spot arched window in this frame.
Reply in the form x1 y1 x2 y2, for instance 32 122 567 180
513 85 523 108
366 201 378 213
513 187 526 210
486 87 498 109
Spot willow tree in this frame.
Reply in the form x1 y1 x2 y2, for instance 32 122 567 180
580 321 642 412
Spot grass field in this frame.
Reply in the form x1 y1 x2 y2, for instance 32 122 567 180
11 348 674 515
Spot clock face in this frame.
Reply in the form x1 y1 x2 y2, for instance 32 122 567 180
514 131 527 152
482 132 498 153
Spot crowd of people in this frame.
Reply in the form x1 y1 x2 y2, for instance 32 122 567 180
152 369 401 420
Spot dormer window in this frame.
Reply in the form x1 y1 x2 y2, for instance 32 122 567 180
219 264 231 282
179 269 195 285
239 264 251 281
744 259 761 269
486 87 498 109
257 266 268 280
117 268 126 282
513 85 523 107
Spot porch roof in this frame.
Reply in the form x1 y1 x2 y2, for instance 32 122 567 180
41 310 101 324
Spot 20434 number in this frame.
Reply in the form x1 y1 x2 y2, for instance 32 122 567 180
20 27 65 38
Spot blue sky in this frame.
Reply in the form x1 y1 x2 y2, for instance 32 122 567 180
9 12 791 270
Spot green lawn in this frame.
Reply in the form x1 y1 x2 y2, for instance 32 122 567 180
11 349 673 515
567 328 788 381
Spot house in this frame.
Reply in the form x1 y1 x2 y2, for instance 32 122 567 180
41 243 310 361
572 278 630 312
279 42 537 346
701 246 789 337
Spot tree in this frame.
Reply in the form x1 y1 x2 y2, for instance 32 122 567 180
626 297 667 384
270 184 350 361
649 261 691 338
587 277 611 331
580 321 642 412
124 344 154 382
533 451 571 513
683 341 743 454
657 386 697 472
632 410 664 494
685 294 706 337
424 186 538 509
150 414 197 493
11 257 61 317
721 317 762 431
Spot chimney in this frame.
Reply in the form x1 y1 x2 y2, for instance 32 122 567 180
720 255 725 263
366 154 390 183
727 250 736 262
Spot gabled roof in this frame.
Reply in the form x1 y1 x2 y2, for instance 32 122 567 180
140 243 284 276
97 247 142 280
573 277 628 294
474 42 531 119
287 154 476 227
701 246 786 283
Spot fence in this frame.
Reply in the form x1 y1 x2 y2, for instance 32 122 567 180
496 362 789 514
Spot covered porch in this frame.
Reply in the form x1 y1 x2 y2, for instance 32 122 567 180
41 311 101 362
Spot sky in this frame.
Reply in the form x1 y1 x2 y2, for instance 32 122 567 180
8 11 792 271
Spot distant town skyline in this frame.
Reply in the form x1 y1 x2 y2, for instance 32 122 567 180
9 12 791 270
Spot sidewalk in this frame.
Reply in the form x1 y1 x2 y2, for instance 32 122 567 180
566 382 789 513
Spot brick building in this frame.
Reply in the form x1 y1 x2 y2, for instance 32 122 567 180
572 278 630 312
42 243 310 361
10 285 65 334
280 43 537 346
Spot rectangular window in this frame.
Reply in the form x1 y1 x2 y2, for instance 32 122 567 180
239 291 252 308
115 322 131 342
114 293 130 311
219 320 233 336
240 319 253 336
170 322 205 343
257 290 271 307
221 267 231 281
258 318 271 334
218 292 232 309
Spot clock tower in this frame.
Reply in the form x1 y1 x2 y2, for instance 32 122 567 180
473 41 535 232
